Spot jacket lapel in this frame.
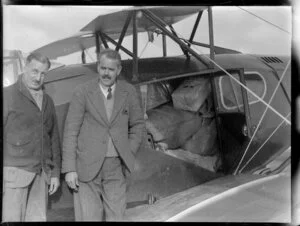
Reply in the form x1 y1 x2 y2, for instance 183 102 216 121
110 81 128 124
87 79 110 125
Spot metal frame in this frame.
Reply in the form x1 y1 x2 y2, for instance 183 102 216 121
169 24 189 58
91 7 251 155
208 7 215 69
162 34 167 57
81 50 86 64
188 11 203 48
206 7 224 161
137 68 220 86
95 32 101 62
211 68 253 137
238 68 253 137
99 32 109 49
116 12 133 51
100 32 133 58
91 7 253 153
141 9 210 68
132 11 138 81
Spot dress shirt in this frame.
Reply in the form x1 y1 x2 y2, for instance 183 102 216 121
29 89 43 110
99 83 115 99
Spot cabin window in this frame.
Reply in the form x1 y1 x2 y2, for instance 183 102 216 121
218 72 266 111
3 58 23 87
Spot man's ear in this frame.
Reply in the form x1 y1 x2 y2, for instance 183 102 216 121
97 63 100 73
117 65 122 76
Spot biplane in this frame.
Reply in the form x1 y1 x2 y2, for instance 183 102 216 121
5 6 292 222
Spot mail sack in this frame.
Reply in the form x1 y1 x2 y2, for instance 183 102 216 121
182 118 218 156
146 81 173 111
172 77 211 112
146 103 202 149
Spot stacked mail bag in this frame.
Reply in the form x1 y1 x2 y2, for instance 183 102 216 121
144 77 218 156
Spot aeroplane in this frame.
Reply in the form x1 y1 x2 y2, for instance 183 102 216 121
7 6 292 222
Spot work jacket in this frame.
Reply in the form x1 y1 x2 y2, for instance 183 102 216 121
3 76 61 178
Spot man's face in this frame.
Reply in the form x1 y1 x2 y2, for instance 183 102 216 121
23 59 49 91
97 55 122 88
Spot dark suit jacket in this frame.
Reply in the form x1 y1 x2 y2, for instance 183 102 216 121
62 78 145 182
3 76 61 178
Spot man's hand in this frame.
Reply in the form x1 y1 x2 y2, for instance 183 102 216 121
49 177 60 195
65 172 79 192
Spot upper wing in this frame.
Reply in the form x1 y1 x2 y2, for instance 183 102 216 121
33 31 96 60
33 6 206 59
80 6 207 34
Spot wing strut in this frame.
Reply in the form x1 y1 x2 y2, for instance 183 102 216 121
162 34 167 57
208 7 215 69
101 32 134 58
141 9 210 68
116 12 133 52
132 11 138 81
206 6 225 171
98 32 109 49
169 25 189 58
95 32 101 62
81 50 86 64
188 11 203 48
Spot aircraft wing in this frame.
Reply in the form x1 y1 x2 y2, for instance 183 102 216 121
125 172 290 222
33 7 206 59
80 6 207 35
32 31 96 60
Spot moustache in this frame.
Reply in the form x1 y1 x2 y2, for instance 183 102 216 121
32 80 42 85
102 75 111 79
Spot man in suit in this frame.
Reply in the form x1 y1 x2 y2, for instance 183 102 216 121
3 52 61 221
62 49 145 221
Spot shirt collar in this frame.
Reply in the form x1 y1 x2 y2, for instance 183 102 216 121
99 82 116 96
28 88 43 98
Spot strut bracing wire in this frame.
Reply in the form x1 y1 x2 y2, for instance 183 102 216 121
139 41 150 58
85 49 95 62
233 60 290 175
199 53 291 125
149 7 291 125
237 7 291 35
238 112 291 174
142 7 291 174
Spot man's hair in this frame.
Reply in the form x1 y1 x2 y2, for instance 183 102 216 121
98 49 122 67
26 52 51 69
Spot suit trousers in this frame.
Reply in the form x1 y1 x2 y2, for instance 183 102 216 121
73 157 127 221
2 167 48 222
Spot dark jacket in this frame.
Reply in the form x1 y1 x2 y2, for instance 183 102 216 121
3 76 61 178
62 78 145 182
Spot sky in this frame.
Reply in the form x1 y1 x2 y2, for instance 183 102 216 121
3 5 294 65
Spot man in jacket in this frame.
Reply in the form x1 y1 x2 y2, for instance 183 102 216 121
3 52 61 221
62 49 144 221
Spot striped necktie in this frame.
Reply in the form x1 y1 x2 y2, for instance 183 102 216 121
107 87 112 100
